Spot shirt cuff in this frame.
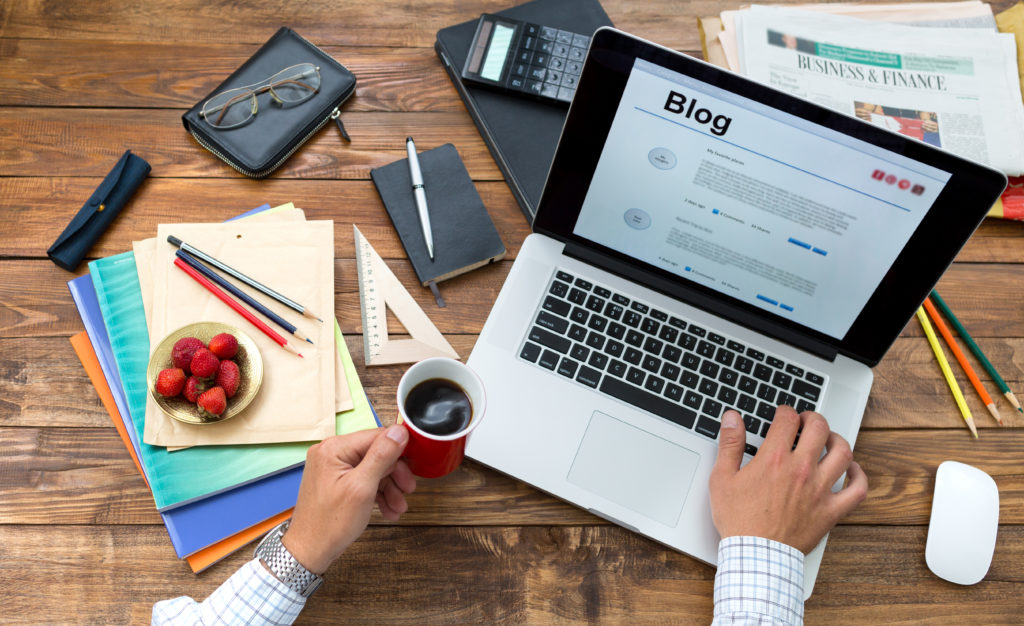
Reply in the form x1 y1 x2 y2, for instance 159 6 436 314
251 556 309 605
152 558 308 625
713 536 805 626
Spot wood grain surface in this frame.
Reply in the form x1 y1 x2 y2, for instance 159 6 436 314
1 0 1022 623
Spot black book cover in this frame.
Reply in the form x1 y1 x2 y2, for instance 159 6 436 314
435 0 612 223
371 143 506 286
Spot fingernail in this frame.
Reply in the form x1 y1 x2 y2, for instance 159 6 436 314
722 411 741 430
386 424 407 443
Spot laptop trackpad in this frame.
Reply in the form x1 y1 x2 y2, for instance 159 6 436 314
567 411 699 527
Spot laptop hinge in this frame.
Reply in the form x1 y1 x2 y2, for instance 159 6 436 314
562 241 840 362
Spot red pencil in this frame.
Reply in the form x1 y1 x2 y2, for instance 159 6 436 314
174 257 303 358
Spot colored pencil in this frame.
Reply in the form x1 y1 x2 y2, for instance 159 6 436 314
922 297 1002 425
167 235 322 322
917 307 977 438
173 257 303 358
176 250 313 345
930 290 1022 413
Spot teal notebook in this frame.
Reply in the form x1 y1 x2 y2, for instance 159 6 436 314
90 252 309 510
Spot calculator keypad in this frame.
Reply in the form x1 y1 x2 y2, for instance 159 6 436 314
511 23 589 103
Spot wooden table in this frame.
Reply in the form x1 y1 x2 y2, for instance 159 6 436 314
2 0 1022 622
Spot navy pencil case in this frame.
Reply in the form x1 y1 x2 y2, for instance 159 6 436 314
47 149 150 271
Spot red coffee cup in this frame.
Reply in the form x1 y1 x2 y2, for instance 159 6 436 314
397 357 486 478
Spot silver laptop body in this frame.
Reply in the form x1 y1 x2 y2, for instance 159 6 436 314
466 28 1005 597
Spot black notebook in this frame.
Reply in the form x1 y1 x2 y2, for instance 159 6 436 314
371 143 506 291
435 0 612 223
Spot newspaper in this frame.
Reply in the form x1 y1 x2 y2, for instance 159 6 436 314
718 1 997 70
733 6 1024 175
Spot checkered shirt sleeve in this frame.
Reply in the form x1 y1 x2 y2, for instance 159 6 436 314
152 558 306 625
711 536 805 626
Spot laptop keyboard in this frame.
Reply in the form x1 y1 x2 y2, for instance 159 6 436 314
518 270 826 456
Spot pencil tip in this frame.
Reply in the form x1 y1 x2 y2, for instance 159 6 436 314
987 404 1003 426
305 338 313 344
317 317 324 323
298 353 304 358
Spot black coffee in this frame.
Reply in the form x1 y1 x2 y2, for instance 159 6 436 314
404 378 472 436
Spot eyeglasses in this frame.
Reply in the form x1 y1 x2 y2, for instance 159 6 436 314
200 63 321 129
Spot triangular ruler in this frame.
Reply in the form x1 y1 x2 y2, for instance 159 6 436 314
353 225 459 366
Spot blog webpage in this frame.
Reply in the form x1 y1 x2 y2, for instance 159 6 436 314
574 58 952 338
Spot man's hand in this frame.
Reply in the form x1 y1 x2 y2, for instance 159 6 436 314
709 407 868 554
281 425 417 574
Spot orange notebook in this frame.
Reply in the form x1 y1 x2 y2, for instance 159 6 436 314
70 332 291 573
70 332 148 483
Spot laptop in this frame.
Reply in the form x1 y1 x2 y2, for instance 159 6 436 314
466 28 1006 597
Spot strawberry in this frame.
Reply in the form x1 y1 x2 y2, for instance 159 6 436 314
197 386 227 418
171 337 205 373
208 332 239 360
189 347 220 379
183 375 206 403
215 359 241 398
154 368 186 398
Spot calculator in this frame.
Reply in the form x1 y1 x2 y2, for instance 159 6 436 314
460 14 591 105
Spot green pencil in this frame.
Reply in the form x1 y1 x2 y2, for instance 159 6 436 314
930 289 1022 413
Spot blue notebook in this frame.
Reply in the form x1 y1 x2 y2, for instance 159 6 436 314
69 272 305 558
68 274 139 459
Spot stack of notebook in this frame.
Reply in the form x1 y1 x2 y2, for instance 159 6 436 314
67 203 379 572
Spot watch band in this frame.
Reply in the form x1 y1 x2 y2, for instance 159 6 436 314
254 520 324 598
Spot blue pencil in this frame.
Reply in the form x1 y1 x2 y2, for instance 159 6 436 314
175 250 313 345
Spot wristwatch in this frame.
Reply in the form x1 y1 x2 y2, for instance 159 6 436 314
254 520 324 598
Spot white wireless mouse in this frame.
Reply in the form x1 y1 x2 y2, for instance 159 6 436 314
925 461 1000 585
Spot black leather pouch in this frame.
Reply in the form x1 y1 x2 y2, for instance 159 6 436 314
182 27 356 178
47 150 151 271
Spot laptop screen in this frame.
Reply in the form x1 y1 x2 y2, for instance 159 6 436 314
572 58 951 340
534 29 1005 365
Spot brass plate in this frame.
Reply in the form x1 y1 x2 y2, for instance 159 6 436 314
147 322 263 425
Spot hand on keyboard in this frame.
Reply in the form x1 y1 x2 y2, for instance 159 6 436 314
707 406 868 555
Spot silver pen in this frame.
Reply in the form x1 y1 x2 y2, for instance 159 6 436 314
406 137 434 260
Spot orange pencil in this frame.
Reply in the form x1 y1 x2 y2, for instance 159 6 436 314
174 257 303 358
923 297 1001 425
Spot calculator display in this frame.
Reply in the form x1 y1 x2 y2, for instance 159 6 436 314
464 17 521 85
480 23 516 81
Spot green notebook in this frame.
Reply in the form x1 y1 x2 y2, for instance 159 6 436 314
91 252 376 510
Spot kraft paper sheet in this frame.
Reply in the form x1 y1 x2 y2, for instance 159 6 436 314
141 217 337 447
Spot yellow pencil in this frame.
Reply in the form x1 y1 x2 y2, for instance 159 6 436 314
917 307 977 439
